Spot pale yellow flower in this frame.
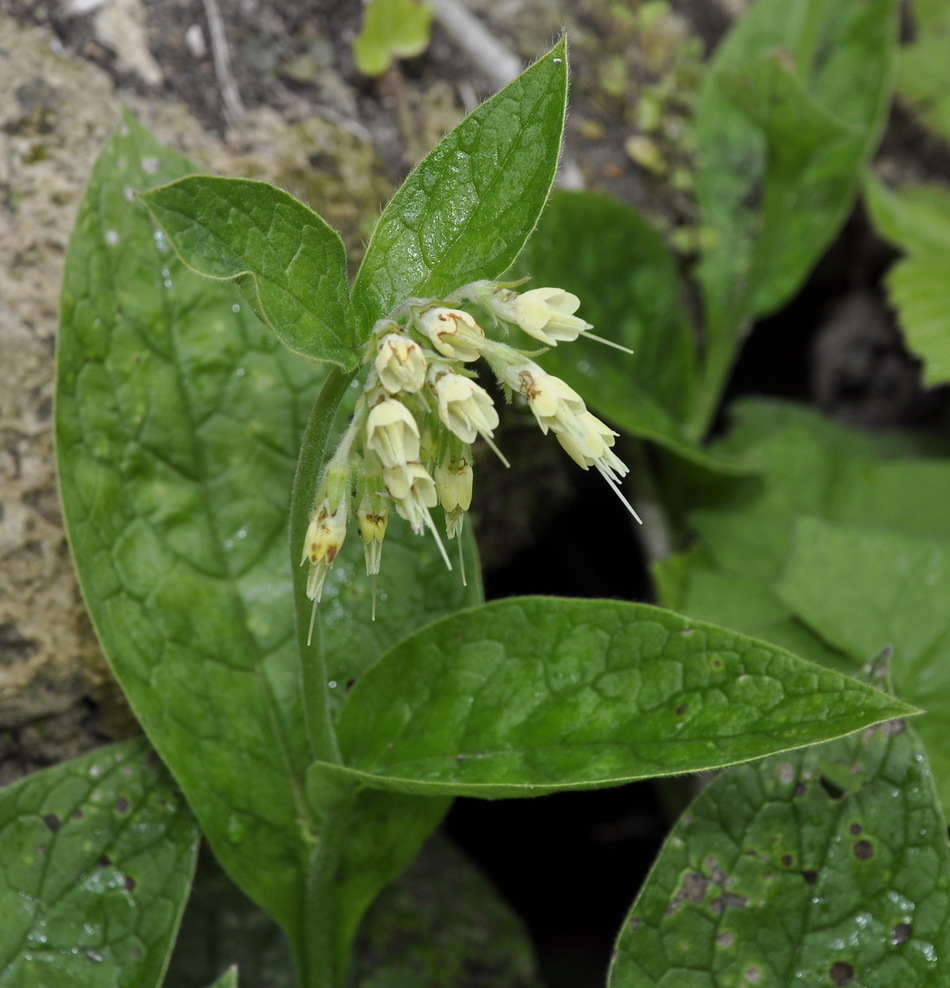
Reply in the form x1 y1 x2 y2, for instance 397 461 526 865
365 398 420 468
375 332 427 394
300 499 347 602
415 307 485 362
429 369 499 444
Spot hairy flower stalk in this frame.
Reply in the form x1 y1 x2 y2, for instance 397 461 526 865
300 280 640 630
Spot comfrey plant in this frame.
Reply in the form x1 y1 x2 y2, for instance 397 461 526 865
302 281 639 627
10 5 950 987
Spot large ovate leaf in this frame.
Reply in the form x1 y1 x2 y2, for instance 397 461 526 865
0 739 198 988
609 719 950 986
317 598 914 798
57 113 313 933
352 39 568 327
698 0 896 318
777 518 950 811
56 112 480 967
718 49 852 175
139 176 357 369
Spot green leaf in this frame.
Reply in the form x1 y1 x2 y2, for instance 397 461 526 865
864 176 950 386
676 399 950 582
692 0 898 430
139 176 357 369
718 50 853 176
699 0 897 319
58 113 483 974
864 176 950 257
351 835 542 987
776 518 950 811
166 854 294 988
518 190 708 455
897 0 950 142
353 0 433 76
886 255 950 387
58 113 313 933
0 739 199 988
304 777 452 976
352 39 568 328
204 969 238 988
320 598 914 798
609 719 950 987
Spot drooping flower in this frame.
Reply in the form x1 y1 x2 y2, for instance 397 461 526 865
492 286 591 345
384 460 453 570
483 342 641 522
435 453 473 580
415 306 485 362
355 491 388 576
552 409 640 521
375 332 427 394
428 368 499 444
365 398 420 468
460 280 633 352
435 453 473 515
300 497 348 603
492 354 586 435
299 279 641 634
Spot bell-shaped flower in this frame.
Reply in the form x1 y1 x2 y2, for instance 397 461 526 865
415 307 485 362
300 498 347 602
464 280 632 352
366 398 420 468
554 410 623 472
384 461 453 569
553 410 641 522
435 454 473 514
375 332 427 394
497 357 586 435
428 368 499 444
435 454 473 541
494 287 592 345
356 493 388 576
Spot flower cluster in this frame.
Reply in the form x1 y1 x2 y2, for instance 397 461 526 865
301 280 639 631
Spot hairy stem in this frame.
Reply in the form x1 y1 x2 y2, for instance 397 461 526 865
291 364 358 764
